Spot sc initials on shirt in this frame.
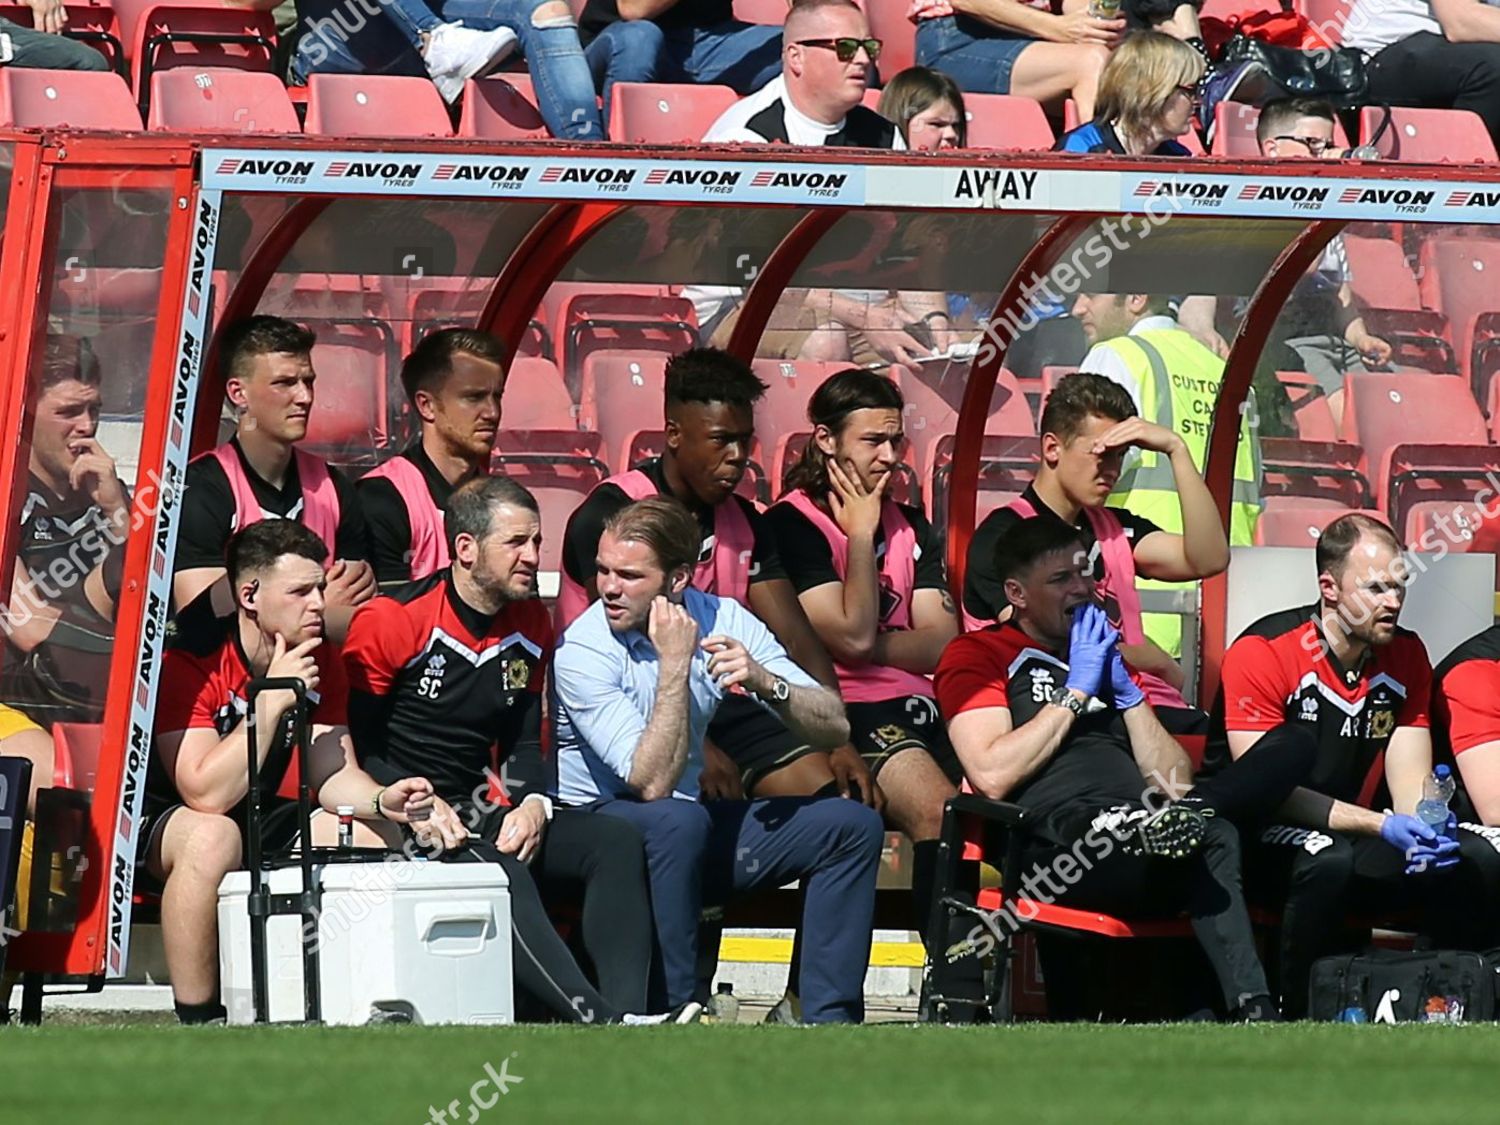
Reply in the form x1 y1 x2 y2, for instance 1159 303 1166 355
416 652 448 700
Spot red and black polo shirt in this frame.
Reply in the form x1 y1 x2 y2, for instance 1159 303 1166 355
1206 605 1431 807
342 571 552 807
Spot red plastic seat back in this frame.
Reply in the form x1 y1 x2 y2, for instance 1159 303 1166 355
458 75 548 140
0 67 141 129
148 67 299 132
609 81 738 143
1361 106 1498 163
305 73 453 138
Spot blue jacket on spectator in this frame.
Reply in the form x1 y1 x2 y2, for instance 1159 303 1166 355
1054 120 1192 157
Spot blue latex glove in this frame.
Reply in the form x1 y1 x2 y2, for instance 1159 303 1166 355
1380 814 1459 874
1108 646 1145 711
1065 604 1119 701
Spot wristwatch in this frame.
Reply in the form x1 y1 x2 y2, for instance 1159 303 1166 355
1048 686 1087 717
761 676 791 705
520 793 555 822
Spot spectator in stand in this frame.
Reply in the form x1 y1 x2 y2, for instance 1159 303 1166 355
0 1 111 70
1055 30 1201 154
579 0 783 116
910 0 1123 121
1343 0 1500 149
703 0 900 146
1256 98 1392 421
877 65 967 150
284 0 605 138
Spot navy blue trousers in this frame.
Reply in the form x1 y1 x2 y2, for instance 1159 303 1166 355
593 795 884 1023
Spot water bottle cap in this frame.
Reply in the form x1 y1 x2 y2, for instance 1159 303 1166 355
1435 764 1451 779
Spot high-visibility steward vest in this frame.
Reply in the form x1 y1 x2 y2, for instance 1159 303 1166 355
556 470 755 630
203 442 341 559
777 488 934 703
1102 328 1263 656
361 453 449 579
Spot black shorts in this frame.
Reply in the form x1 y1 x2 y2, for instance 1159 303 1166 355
135 797 303 889
707 692 818 792
845 695 964 785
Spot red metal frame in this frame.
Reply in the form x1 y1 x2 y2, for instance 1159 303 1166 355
193 196 332 454
946 214 1101 604
725 208 847 362
480 202 627 367
1197 219 1344 709
7 143 200 976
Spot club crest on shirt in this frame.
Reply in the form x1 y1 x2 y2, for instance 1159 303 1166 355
1368 708 1395 740
504 657 531 691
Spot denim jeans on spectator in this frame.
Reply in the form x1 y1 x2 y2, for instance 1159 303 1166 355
915 14 1033 95
292 0 603 140
1 19 110 70
585 18 781 108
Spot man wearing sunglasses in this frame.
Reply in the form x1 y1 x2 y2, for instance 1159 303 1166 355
703 0 901 148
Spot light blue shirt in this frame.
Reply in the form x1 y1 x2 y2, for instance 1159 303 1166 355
554 588 820 804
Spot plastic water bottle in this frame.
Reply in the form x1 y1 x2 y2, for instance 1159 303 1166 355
1415 765 1457 835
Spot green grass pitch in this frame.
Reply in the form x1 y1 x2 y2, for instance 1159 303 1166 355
4 1022 1499 1124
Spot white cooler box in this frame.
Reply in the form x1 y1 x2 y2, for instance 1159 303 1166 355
218 860 513 1025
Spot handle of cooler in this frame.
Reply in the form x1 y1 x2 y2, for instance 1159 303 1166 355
244 676 322 1025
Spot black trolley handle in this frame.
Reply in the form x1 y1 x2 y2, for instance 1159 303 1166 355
244 676 322 1025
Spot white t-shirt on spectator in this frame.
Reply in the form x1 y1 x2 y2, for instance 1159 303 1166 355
1341 0 1440 53
702 76 906 149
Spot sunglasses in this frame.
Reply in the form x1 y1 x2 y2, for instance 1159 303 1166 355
1174 83 1202 105
1273 134 1334 155
795 37 883 62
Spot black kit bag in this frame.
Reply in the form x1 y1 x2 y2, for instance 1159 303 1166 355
1308 949 1495 1023
1218 34 1371 111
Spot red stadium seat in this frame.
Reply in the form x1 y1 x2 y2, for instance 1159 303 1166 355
124 1 278 114
1296 0 1351 44
501 357 575 431
301 318 399 466
556 288 697 399
1383 443 1500 550
492 431 610 587
866 0 917 81
458 75 549 140
732 0 789 22
305 73 453 138
1339 373 1488 517
1199 0 1282 19
1417 236 1500 401
1341 234 1421 311
0 4 125 74
147 67 299 132
964 94 1054 151
1275 373 1339 442
575 351 669 470
1210 100 1349 156
609 81 738 143
1259 436 1371 509
49 723 104 793
899 362 1035 476
0 67 140 129
1256 499 1378 547
409 285 550 360
1360 106 1498 163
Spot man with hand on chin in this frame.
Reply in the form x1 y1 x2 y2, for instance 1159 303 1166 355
142 518 434 1025
2 336 132 723
936 518 1312 1020
555 496 883 1023
343 475 678 1025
